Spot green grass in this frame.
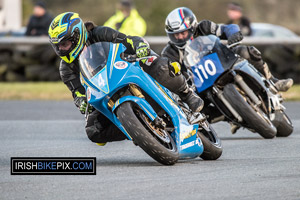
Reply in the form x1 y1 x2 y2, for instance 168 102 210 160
0 82 72 100
281 84 300 101
0 82 299 101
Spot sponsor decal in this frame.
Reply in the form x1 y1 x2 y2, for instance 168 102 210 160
196 137 202 146
144 56 157 66
180 141 195 150
87 87 91 102
180 129 197 141
114 61 128 70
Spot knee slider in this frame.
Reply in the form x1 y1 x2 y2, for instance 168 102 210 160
170 62 181 76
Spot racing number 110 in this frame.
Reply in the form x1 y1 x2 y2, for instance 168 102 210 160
194 60 217 83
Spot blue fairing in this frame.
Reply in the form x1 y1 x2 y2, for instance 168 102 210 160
79 42 204 159
191 53 224 93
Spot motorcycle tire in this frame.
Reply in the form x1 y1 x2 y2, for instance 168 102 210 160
198 121 222 160
223 83 277 139
272 110 293 137
116 102 179 165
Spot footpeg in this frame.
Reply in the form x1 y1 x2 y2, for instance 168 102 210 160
189 112 206 124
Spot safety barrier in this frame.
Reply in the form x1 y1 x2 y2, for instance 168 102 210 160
0 36 299 82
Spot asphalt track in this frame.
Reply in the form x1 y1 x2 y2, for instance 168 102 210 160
0 100 299 200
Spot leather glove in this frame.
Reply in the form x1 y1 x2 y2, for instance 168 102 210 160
136 42 150 58
74 91 93 114
227 31 243 45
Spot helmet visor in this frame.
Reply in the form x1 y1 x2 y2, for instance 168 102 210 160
51 39 74 57
168 29 194 46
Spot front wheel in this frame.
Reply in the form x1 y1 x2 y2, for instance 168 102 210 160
116 102 179 165
272 110 293 137
198 121 222 160
223 83 277 139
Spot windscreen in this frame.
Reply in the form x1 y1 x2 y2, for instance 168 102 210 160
184 35 238 70
184 35 218 67
79 42 110 80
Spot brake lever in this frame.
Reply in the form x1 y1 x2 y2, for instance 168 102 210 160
227 41 242 49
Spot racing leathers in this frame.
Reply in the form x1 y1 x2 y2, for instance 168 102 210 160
60 26 202 143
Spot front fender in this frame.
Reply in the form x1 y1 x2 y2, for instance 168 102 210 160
233 60 273 112
112 96 158 121
233 60 268 92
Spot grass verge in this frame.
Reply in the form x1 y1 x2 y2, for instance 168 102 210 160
0 82 299 101
281 84 300 101
0 82 72 100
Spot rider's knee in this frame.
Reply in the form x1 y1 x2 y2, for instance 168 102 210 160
85 110 127 143
233 45 264 67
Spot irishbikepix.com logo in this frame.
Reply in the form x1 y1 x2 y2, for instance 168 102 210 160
11 157 96 175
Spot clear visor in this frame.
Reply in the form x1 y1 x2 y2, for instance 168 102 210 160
168 29 194 46
51 39 73 57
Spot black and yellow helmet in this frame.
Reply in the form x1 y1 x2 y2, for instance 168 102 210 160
48 12 88 63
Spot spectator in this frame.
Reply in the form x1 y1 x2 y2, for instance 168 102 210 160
226 2 252 36
104 0 147 36
25 1 53 36
0 0 5 30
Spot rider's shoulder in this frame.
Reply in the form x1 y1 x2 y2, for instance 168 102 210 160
60 59 79 69
162 42 178 55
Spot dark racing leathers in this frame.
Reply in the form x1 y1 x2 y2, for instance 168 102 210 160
60 26 194 143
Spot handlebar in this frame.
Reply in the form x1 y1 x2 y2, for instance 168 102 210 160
120 52 153 62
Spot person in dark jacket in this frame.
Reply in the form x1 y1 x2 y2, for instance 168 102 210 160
162 7 243 85
48 12 203 145
226 2 252 36
25 1 53 36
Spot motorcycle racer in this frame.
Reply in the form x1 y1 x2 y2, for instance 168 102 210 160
48 12 204 144
162 7 293 93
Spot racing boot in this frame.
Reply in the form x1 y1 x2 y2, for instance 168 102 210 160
178 86 204 113
258 62 293 92
272 77 294 92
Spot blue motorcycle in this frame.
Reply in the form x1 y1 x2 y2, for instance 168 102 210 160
184 35 293 138
78 41 222 165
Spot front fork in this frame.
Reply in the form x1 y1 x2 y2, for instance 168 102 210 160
109 84 167 128
212 72 264 123
212 86 243 122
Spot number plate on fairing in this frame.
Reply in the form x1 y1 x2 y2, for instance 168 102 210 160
191 53 224 93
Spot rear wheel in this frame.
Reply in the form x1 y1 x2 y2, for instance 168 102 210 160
116 102 179 165
198 121 222 160
223 83 277 139
272 110 293 137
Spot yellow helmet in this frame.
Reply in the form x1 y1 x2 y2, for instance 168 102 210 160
48 12 88 63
